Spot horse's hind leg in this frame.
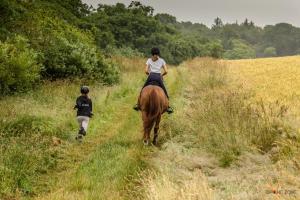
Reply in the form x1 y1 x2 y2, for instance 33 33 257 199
142 112 152 145
153 115 161 145
143 127 151 146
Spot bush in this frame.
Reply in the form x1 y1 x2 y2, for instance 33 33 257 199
207 41 224 58
93 57 120 85
21 15 97 79
165 37 199 65
263 47 277 57
224 39 256 59
19 15 121 84
0 27 10 41
42 34 98 78
0 35 41 94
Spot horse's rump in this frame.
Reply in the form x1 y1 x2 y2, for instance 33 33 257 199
140 85 167 120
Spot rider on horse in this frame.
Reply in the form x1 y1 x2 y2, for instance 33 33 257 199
134 47 173 114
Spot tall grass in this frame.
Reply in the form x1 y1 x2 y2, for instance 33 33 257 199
138 170 214 200
0 56 146 199
134 57 300 200
171 58 295 167
0 82 85 198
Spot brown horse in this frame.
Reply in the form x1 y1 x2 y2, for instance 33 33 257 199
139 85 169 145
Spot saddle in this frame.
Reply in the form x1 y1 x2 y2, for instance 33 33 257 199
148 80 160 87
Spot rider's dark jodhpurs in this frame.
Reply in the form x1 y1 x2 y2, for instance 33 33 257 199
141 73 169 99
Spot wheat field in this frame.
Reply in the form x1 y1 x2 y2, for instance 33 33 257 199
228 56 300 113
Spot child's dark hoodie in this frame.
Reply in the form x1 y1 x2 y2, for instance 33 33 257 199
74 95 93 117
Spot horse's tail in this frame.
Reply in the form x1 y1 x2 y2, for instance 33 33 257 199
147 88 161 120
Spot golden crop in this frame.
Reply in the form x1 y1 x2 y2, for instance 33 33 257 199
227 56 300 122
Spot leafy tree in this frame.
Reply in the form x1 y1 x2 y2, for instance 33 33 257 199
211 17 224 38
221 24 240 48
47 0 90 17
129 1 154 16
212 17 223 29
243 18 250 27
155 13 177 24
263 23 299 56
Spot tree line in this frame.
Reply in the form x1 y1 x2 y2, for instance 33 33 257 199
1 0 300 94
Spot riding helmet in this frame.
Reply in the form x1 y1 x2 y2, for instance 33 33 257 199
151 47 160 56
80 86 89 94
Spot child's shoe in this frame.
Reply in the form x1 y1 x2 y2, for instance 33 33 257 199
75 134 83 142
79 127 86 136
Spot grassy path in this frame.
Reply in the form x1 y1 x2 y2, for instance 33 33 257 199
33 63 183 200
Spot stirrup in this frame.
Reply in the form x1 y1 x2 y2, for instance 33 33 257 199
167 106 173 114
133 104 140 111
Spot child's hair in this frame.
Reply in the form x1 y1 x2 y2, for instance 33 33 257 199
80 86 89 94
151 47 160 56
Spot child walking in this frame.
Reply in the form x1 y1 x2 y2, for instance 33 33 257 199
74 86 93 141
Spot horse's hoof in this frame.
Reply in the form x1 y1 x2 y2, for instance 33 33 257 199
143 140 149 146
152 141 157 146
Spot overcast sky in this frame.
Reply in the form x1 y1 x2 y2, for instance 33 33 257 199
82 0 300 27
